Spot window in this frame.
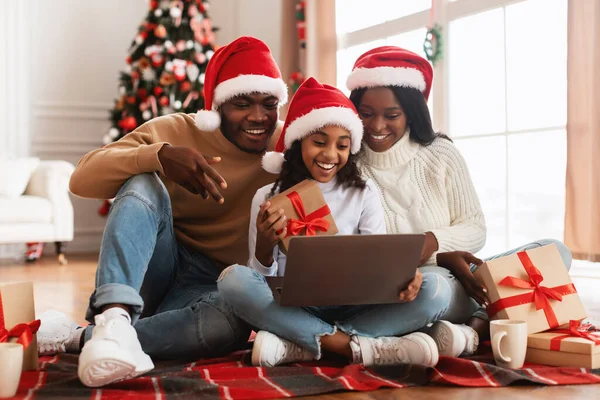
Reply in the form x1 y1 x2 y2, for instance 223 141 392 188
448 0 567 256
336 0 568 257
336 0 430 34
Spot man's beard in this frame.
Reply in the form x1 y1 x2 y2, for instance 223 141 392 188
220 118 273 154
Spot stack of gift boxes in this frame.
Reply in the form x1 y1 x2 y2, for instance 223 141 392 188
474 244 600 368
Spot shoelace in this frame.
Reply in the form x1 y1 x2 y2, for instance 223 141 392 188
280 340 306 362
371 338 403 365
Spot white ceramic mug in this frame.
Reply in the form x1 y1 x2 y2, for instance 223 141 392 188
490 319 527 369
0 343 24 398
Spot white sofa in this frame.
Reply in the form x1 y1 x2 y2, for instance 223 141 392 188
0 159 75 263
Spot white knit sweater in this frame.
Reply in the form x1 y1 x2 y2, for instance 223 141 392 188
358 133 486 265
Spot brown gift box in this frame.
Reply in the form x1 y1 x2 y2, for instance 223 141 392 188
0 281 39 371
474 243 586 334
526 326 600 369
268 179 338 254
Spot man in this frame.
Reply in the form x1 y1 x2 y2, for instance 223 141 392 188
37 36 287 388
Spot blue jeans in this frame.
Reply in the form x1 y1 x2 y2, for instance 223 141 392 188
217 264 454 357
84 173 251 360
217 239 572 356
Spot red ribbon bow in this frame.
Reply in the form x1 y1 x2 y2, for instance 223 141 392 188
487 251 577 329
549 320 600 351
285 191 330 237
0 292 41 349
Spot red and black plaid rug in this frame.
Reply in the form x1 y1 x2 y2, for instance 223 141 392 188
12 351 600 399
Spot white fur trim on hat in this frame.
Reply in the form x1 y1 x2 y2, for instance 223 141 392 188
195 109 221 131
346 66 426 92
262 151 285 174
213 74 288 108
284 107 364 154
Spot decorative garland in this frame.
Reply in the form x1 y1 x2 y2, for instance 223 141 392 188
290 0 306 95
423 23 443 66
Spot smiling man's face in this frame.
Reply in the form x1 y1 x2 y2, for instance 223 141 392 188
219 93 279 154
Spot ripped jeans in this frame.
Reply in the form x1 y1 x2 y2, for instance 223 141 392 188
217 264 455 358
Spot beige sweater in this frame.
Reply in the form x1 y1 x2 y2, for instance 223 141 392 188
70 113 279 267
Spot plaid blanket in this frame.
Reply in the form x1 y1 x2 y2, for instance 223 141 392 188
12 351 600 399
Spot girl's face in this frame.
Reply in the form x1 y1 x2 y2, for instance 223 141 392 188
301 125 351 183
357 87 408 153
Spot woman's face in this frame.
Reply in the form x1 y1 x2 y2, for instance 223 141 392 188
357 87 407 153
301 125 351 183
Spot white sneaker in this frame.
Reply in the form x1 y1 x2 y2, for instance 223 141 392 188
77 314 154 387
428 320 479 357
353 332 439 367
251 331 314 367
37 310 81 355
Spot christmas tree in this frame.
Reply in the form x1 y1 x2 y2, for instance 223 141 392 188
99 0 217 216
103 0 217 145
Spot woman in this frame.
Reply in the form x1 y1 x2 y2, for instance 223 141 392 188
346 46 572 357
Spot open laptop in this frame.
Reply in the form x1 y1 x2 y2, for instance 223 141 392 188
266 234 425 307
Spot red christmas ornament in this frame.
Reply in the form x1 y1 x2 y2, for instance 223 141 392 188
159 96 169 106
150 1 158 10
137 88 148 100
127 96 137 104
153 87 164 96
151 53 165 67
180 81 192 92
140 31 148 40
118 116 138 131
131 70 140 80
126 56 132 64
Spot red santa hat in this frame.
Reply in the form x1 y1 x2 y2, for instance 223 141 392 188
346 46 433 100
195 36 288 131
262 77 363 174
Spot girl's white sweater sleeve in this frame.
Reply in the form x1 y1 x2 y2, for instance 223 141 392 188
359 179 387 235
247 185 280 276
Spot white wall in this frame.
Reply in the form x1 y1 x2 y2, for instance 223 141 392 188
28 0 282 253
28 0 148 252
210 0 282 63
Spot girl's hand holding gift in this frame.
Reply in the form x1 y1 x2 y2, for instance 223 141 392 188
255 201 288 266
436 251 489 307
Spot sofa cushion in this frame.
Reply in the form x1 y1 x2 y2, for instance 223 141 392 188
0 195 53 224
0 158 40 198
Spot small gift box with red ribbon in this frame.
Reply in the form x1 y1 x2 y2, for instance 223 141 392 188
268 179 338 254
474 243 587 334
526 319 600 368
0 282 41 371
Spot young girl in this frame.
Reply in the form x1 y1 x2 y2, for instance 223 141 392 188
217 77 439 368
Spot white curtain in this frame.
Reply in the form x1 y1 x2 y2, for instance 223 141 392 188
0 0 30 159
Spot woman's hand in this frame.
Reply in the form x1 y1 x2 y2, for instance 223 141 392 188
255 201 288 266
398 269 423 302
420 232 439 265
436 251 489 306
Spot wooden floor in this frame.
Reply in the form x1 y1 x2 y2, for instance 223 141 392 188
1 254 599 399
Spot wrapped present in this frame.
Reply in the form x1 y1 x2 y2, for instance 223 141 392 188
268 179 338 254
526 320 600 368
474 244 586 334
0 282 40 371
